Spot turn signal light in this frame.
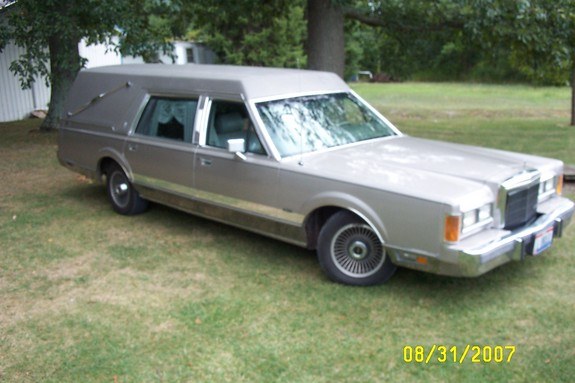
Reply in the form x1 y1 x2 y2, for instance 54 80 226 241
444 215 461 243
557 175 563 196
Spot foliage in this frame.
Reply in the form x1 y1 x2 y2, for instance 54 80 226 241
342 0 575 86
3 0 575 128
116 0 184 63
343 1 475 80
0 0 177 130
188 0 307 68
466 0 575 85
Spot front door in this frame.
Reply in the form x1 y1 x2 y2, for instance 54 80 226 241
192 99 285 234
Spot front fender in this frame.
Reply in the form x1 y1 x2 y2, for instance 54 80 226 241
302 191 389 244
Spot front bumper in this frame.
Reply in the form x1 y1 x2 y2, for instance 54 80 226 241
392 196 574 277
449 196 574 277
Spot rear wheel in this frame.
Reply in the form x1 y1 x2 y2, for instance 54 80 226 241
317 211 396 286
105 163 148 215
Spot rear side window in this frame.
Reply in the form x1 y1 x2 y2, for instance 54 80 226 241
135 97 198 142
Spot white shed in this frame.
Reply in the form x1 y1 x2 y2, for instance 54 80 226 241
0 40 216 123
0 42 52 122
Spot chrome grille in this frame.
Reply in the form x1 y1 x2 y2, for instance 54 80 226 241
504 183 539 230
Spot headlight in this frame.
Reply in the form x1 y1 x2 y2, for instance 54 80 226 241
539 177 554 195
462 210 477 228
445 203 493 243
539 174 560 201
462 203 492 231
478 204 492 221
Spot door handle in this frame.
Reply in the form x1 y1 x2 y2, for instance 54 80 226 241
128 144 138 152
200 158 212 166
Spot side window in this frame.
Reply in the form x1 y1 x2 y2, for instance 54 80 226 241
135 97 198 142
206 100 266 155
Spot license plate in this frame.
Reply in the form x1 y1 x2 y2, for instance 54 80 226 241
532 226 554 256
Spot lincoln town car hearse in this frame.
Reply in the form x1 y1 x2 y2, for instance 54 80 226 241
58 64 574 285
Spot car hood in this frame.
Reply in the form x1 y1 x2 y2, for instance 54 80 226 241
285 136 558 205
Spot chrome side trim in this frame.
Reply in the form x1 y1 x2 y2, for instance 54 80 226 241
133 173 305 226
138 185 308 247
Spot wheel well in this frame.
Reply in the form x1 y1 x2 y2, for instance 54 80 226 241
305 206 347 250
98 157 117 182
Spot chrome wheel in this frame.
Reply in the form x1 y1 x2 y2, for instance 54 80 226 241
317 211 397 285
105 163 149 215
109 170 130 209
331 223 385 278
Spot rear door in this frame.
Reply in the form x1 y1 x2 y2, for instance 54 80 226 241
124 96 198 195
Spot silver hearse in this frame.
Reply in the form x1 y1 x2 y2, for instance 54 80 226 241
58 64 574 285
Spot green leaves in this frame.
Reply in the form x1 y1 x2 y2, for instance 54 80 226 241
2 0 181 130
465 0 575 85
188 0 307 68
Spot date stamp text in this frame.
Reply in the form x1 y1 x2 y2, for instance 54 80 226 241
403 345 516 364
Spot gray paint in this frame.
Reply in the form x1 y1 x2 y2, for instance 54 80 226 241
58 64 575 279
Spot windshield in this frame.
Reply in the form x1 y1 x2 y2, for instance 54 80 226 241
256 92 397 157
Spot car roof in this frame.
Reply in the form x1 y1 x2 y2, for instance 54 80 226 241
83 64 349 100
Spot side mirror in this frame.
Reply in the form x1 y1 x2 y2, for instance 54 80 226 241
227 138 247 161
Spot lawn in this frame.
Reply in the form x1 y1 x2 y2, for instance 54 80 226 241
1 83 574 382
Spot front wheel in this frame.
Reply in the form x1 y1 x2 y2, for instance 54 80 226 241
105 163 149 215
317 211 397 286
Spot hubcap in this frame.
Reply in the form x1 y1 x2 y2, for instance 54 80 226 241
331 223 385 278
115 183 129 196
349 241 369 260
110 172 130 208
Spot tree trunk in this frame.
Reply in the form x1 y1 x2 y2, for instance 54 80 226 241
40 34 82 132
307 0 345 78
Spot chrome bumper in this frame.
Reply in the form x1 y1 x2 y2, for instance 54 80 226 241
451 197 574 277
391 196 574 277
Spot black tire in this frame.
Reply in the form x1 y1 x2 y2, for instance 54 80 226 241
317 211 397 286
105 163 149 215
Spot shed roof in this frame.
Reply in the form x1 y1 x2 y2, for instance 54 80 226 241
82 64 348 100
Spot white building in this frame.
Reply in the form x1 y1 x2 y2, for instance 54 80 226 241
0 40 216 122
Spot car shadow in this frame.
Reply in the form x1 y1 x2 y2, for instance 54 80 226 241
61 182 542 297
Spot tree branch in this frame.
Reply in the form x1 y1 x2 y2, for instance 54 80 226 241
342 7 464 32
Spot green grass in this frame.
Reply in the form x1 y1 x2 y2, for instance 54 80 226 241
1 83 575 382
354 82 575 165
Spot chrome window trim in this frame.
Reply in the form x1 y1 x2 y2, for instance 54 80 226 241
129 93 151 135
250 89 347 104
196 95 212 147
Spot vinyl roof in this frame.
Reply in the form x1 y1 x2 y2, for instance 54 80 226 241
83 64 348 100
